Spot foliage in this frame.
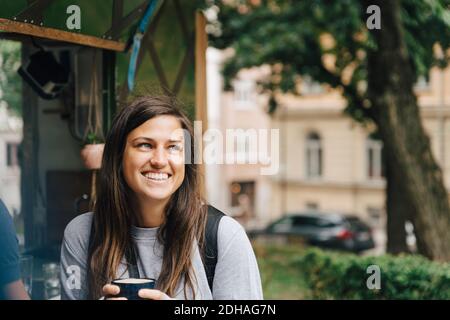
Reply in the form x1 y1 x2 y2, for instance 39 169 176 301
85 132 103 145
253 241 311 299
207 0 450 121
254 242 450 299
296 247 450 299
0 40 21 116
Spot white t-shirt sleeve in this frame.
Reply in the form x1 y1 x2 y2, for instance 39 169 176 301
212 216 264 299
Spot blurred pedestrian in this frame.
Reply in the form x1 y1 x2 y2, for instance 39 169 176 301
0 199 30 300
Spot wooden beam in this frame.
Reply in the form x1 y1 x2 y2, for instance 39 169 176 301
103 0 148 38
147 39 170 91
16 0 54 22
110 0 124 39
173 0 189 43
0 19 126 51
21 44 37 249
195 11 208 199
102 50 116 134
172 32 194 95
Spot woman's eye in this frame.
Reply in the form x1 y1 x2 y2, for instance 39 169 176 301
137 143 152 149
169 145 182 152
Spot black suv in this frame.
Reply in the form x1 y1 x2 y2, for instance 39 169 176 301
250 212 375 253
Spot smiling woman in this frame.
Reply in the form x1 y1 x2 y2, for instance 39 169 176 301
59 95 263 300
122 114 186 223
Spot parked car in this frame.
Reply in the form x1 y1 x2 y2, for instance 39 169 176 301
249 211 375 253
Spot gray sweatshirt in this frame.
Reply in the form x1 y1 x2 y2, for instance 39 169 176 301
60 212 263 300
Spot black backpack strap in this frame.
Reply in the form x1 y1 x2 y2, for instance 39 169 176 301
124 245 140 279
204 205 225 293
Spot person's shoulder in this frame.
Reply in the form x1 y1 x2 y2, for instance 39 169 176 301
0 200 14 231
207 205 243 234
63 212 93 247
219 215 244 234
211 207 246 244
0 199 8 215
211 208 254 260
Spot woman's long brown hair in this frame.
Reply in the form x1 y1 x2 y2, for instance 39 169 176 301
87 95 207 299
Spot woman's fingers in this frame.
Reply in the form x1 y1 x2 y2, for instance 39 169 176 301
138 289 172 300
103 284 121 298
102 285 171 300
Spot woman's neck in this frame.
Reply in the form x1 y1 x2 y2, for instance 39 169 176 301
134 197 168 228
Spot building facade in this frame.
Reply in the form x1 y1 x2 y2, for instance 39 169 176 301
206 48 450 253
0 103 22 218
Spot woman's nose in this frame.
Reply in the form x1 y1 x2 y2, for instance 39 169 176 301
150 148 168 167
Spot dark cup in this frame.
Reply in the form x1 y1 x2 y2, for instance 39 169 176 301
111 278 156 300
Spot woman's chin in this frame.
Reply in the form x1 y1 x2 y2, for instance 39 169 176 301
143 190 172 202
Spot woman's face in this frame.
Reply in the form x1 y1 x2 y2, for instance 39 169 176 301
122 115 185 204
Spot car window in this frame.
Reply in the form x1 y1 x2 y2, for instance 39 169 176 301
315 218 338 228
347 217 370 231
291 216 337 228
291 217 311 226
270 217 293 232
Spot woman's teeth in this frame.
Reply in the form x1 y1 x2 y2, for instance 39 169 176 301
144 172 170 181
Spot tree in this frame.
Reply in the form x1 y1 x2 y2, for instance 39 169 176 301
0 40 22 116
208 0 450 260
364 0 450 260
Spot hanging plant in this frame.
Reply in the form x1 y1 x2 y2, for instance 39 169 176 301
80 134 104 170
80 52 105 170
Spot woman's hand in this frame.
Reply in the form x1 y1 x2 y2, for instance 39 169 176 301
102 284 127 300
102 284 173 300
138 289 173 300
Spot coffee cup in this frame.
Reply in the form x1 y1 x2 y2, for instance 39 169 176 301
111 278 156 300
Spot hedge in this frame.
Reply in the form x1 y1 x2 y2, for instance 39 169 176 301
294 248 450 299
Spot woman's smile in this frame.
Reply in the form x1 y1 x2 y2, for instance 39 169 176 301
141 171 172 182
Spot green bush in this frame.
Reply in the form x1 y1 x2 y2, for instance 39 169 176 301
253 241 311 299
295 248 450 299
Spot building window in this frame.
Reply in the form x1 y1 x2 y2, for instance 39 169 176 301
232 79 255 108
305 132 322 179
236 134 253 162
230 181 255 226
367 207 383 228
414 75 430 91
6 143 19 168
300 75 324 95
230 181 255 208
306 202 319 211
366 136 383 180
